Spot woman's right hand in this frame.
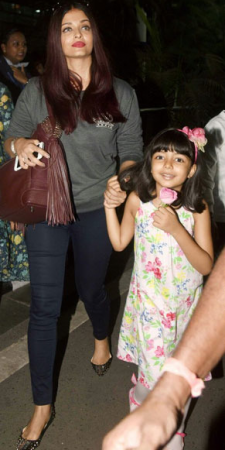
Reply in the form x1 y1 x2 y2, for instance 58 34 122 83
13 137 50 170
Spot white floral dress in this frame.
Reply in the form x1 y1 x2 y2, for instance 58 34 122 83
117 200 203 389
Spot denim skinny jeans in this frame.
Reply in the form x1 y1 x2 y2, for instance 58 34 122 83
25 208 112 405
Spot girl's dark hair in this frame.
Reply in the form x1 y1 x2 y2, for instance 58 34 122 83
1 28 25 45
41 2 126 133
119 128 205 213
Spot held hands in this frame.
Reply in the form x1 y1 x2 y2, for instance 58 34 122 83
153 206 180 235
11 65 28 85
13 138 50 170
104 175 126 209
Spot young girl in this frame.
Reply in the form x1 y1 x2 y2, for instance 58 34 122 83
104 127 213 450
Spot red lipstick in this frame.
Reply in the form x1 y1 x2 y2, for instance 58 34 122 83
72 41 85 48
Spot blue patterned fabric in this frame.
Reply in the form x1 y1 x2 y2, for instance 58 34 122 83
0 82 29 281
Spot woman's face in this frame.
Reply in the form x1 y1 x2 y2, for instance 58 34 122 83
61 8 93 67
1 32 27 65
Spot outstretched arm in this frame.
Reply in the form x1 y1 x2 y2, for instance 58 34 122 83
102 248 225 450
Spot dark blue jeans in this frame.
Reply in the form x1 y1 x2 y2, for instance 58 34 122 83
25 208 112 405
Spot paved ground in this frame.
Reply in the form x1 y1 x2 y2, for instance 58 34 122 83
0 245 225 450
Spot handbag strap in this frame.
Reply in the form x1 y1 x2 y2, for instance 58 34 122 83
44 99 62 139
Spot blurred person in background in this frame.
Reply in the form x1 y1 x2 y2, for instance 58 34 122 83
0 28 30 105
0 82 29 296
202 111 225 257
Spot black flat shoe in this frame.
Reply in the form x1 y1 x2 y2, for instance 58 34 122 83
91 355 113 376
16 406 55 450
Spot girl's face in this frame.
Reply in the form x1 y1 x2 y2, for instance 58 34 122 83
151 149 196 193
61 8 93 68
1 32 27 65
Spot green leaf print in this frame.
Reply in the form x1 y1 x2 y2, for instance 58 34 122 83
173 256 182 264
151 320 161 328
168 343 176 352
180 211 191 220
143 334 151 340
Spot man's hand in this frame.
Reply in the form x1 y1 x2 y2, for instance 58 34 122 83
11 65 28 85
102 396 180 450
102 374 190 450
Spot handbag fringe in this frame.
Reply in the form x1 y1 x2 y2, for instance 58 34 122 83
46 138 75 225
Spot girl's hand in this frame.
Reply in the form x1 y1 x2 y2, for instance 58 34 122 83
13 137 50 170
104 175 126 209
152 206 181 235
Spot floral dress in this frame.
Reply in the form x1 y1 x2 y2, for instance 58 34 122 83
0 83 29 281
117 200 203 389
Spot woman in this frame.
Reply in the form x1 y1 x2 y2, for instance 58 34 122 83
0 82 29 294
0 28 30 104
5 3 143 449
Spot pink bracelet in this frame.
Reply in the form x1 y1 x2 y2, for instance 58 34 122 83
162 358 205 398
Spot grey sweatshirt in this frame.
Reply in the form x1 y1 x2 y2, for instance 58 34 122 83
6 77 143 213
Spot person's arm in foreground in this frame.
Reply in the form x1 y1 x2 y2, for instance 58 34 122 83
102 248 225 450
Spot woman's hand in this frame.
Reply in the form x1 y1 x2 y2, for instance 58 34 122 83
104 175 126 209
13 138 50 170
11 66 28 85
152 206 181 235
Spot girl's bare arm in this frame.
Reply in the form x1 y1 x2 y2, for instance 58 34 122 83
104 191 140 251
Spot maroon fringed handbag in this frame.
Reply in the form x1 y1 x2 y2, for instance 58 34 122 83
0 104 75 227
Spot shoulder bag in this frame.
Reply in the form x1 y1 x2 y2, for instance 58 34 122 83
0 103 75 226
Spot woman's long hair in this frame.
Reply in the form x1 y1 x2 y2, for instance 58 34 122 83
119 128 205 213
41 2 126 133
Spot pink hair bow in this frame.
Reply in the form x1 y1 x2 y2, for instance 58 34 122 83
178 126 207 162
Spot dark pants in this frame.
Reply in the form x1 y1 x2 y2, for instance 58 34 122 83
25 208 112 405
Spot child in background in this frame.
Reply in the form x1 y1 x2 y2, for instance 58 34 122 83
104 127 213 450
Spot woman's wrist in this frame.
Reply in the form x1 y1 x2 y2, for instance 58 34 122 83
11 137 26 157
10 138 17 156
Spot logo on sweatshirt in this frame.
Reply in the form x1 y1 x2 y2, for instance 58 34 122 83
93 114 114 130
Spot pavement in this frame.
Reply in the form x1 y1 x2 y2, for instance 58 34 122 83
0 244 225 450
